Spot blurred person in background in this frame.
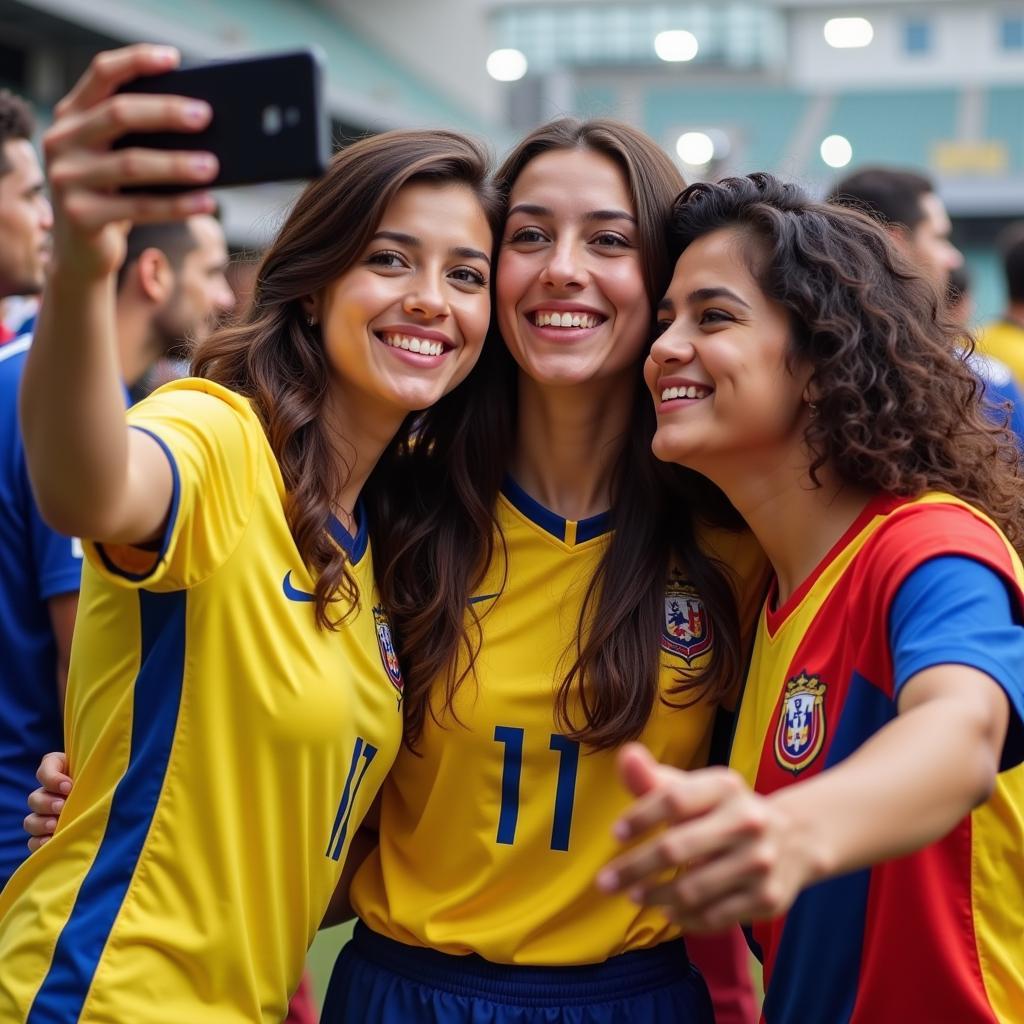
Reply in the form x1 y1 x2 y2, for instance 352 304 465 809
0 213 233 896
830 166 1022 444
948 264 1024 446
0 90 51 345
977 224 1024 388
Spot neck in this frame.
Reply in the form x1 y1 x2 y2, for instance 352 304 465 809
321 386 407 528
114 297 161 388
510 370 635 520
703 444 873 606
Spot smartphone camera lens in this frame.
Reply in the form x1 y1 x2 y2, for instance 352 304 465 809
285 106 301 127
262 105 283 135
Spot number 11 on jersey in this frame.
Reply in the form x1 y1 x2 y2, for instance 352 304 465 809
494 726 581 852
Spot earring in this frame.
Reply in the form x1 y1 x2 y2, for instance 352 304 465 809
307 314 317 327
807 401 818 417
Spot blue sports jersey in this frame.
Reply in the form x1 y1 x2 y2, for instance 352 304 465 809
970 350 1024 446
0 338 82 888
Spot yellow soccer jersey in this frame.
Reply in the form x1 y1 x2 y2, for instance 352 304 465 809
977 319 1024 388
0 379 403 1023
351 477 765 965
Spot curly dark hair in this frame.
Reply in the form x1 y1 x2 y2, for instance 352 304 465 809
0 89 35 176
668 172 1024 555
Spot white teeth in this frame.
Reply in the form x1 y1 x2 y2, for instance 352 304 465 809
660 385 711 402
533 311 601 329
381 333 446 357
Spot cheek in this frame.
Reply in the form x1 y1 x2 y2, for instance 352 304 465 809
458 295 492 353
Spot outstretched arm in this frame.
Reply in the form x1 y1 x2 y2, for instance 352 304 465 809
20 44 218 544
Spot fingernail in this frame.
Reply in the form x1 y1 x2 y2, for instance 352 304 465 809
59 781 71 795
52 799 64 813
153 46 178 64
46 819 56 832
613 822 629 840
186 191 214 212
184 101 211 125
629 886 645 903
596 869 616 891
189 153 217 176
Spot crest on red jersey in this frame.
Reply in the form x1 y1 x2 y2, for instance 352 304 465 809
661 575 713 662
774 672 827 774
372 603 404 701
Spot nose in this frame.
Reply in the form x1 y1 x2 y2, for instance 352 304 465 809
403 273 449 320
541 238 587 290
39 194 54 232
648 324 696 368
218 280 236 313
945 241 964 271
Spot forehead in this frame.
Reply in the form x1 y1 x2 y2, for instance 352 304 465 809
508 148 633 216
378 180 492 245
667 228 758 298
0 138 42 188
917 191 951 234
187 214 227 255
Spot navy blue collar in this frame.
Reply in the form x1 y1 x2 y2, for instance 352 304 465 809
327 498 368 563
501 475 611 544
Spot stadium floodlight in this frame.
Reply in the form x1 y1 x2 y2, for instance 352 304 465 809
676 131 715 166
824 17 874 48
820 134 853 168
655 30 699 62
486 49 528 82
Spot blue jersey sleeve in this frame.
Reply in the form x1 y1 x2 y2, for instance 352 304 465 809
889 555 1024 771
22 454 82 601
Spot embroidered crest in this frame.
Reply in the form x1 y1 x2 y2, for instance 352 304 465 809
661 576 713 662
774 672 827 774
372 603 404 701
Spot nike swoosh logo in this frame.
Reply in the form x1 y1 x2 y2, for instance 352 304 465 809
468 592 500 606
282 571 316 602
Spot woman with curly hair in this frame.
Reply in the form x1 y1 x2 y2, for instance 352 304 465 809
599 172 1024 1023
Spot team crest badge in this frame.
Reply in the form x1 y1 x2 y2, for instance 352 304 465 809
372 603 404 703
661 575 713 662
774 672 827 774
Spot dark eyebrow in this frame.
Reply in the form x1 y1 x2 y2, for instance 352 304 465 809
687 286 752 310
507 203 637 225
657 298 674 314
372 231 490 266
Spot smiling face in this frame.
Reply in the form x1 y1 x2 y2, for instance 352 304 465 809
496 147 650 389
645 227 812 477
317 180 493 420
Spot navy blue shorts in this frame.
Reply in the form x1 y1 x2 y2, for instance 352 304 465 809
321 921 715 1023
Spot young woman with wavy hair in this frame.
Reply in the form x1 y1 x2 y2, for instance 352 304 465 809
0 45 498 1023
601 173 1024 1023
325 121 765 1023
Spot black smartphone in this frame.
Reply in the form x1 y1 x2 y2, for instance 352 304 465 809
115 49 328 192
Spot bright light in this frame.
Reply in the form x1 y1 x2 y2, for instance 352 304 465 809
823 17 874 48
820 134 853 168
655 30 699 62
486 48 528 82
676 131 715 166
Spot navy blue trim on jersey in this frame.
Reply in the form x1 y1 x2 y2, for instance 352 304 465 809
94 427 182 584
322 922 714 1022
889 555 1024 770
327 499 368 565
501 476 611 545
760 670 893 1024
28 589 187 1023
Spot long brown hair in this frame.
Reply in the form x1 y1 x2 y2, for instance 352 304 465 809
669 172 1024 553
373 118 746 750
193 130 501 628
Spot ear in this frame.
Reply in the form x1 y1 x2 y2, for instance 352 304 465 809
135 248 174 304
299 293 318 325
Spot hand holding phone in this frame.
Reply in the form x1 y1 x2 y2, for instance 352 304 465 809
42 44 218 280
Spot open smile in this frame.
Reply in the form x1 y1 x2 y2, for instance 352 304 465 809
375 329 453 363
525 307 607 342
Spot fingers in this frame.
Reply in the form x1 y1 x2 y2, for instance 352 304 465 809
56 45 180 119
612 766 745 842
36 751 73 796
64 190 216 233
27 835 52 854
616 743 663 799
51 148 218 192
24 810 58 840
27 787 66 817
46 95 213 160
